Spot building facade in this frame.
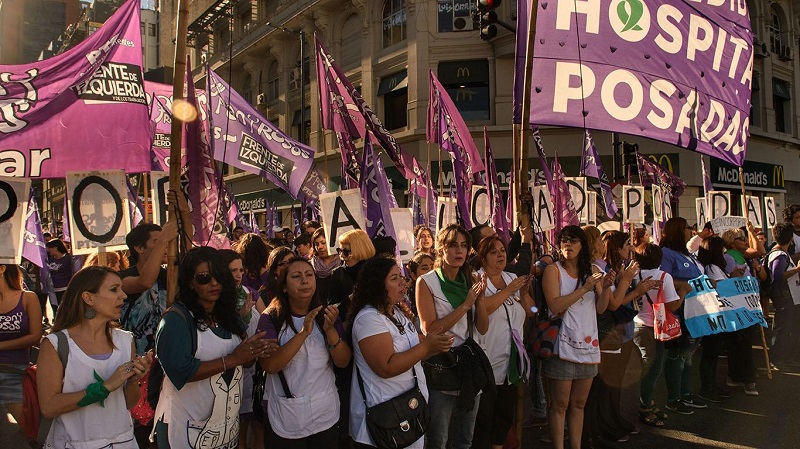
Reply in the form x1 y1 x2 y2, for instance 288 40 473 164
0 0 81 64
167 0 797 230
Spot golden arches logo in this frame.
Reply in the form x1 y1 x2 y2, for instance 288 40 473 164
647 154 674 173
457 67 471 78
774 165 785 188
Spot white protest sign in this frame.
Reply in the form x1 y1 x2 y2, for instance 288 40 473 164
66 170 131 255
0 178 30 264
710 215 747 234
696 198 709 227
623 186 645 224
708 191 731 219
652 185 664 223
530 183 555 231
320 189 366 252
565 177 587 223
470 185 490 227
764 197 778 228
586 192 597 226
742 195 762 228
390 208 414 262
150 171 169 225
436 196 459 234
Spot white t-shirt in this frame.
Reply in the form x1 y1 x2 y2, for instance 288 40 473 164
350 306 428 449
475 269 527 385
705 264 728 282
419 270 471 346
633 269 680 327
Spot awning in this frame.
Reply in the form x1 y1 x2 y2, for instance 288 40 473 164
377 70 408 96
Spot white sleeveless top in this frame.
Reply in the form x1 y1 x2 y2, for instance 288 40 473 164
553 262 600 364
155 326 242 449
475 269 527 384
264 316 339 439
420 270 471 346
44 329 138 449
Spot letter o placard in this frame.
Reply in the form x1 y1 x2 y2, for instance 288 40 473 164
71 176 124 244
0 181 18 223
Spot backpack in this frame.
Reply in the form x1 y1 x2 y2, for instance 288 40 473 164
17 331 69 446
146 303 197 410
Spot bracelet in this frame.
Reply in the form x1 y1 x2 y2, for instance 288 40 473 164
222 356 227 372
327 337 342 351
77 371 110 408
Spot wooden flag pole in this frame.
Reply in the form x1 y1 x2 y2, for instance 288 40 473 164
515 0 539 443
739 166 772 379
166 0 190 307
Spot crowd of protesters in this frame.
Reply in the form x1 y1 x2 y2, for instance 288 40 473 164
1 196 800 449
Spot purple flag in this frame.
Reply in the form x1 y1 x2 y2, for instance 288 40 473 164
207 69 316 200
248 211 259 234
581 130 618 219
315 34 417 179
272 204 282 237
184 60 229 249
512 0 530 124
553 152 580 235
292 206 301 236
126 177 144 227
266 205 274 239
636 153 687 197
61 197 70 243
337 132 360 189
532 127 555 193
359 134 398 239
506 165 515 230
529 1 752 166
145 80 209 171
0 0 151 177
22 189 57 306
701 155 713 196
484 127 511 242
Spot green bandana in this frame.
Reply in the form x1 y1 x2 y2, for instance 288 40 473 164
436 268 469 309
728 249 746 265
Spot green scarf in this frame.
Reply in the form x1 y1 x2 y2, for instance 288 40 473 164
436 268 469 309
728 249 746 265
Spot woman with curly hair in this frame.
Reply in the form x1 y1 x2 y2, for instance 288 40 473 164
414 225 435 257
348 257 452 448
152 247 273 448
37 266 149 448
542 225 612 449
257 257 351 446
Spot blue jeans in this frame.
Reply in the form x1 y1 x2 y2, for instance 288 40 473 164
426 389 481 449
530 359 547 418
664 337 701 402
633 324 665 408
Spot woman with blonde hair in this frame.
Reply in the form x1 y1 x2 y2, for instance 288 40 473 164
327 229 375 320
83 251 127 271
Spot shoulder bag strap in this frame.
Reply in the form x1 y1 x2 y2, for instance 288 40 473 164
640 272 667 305
55 330 69 372
355 322 420 405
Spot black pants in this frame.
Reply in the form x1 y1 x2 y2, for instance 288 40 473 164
263 418 338 449
699 333 723 392
726 327 757 383
472 382 518 448
584 341 637 443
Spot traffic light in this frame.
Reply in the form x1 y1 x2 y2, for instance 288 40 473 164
477 0 501 41
622 142 639 174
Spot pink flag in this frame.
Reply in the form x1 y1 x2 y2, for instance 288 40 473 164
0 0 151 177
484 127 510 242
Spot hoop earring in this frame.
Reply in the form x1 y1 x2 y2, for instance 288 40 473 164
84 307 96 320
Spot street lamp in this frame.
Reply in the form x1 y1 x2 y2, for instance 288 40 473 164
265 22 306 143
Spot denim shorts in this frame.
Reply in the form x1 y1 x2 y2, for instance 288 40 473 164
0 365 27 404
542 356 598 380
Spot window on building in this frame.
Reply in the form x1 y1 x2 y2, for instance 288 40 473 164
339 14 362 70
437 0 475 33
292 108 311 144
141 22 145 35
382 0 407 49
148 24 157 37
267 61 280 101
769 8 783 53
378 70 408 130
773 78 791 133
751 71 760 128
243 74 253 104
290 55 310 91
238 3 253 35
437 60 491 121
214 19 232 53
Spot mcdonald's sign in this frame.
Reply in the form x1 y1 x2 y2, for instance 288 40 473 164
646 154 678 174
774 165 785 188
710 159 786 192
457 66 471 78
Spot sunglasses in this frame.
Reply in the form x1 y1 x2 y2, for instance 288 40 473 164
336 247 352 256
560 237 580 245
194 272 215 285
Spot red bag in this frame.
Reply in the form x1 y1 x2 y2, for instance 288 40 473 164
130 373 155 426
651 273 682 342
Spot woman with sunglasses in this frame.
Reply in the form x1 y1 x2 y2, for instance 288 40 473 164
255 246 295 313
328 229 376 322
542 226 612 449
416 224 488 449
37 266 151 448
471 235 535 449
348 257 453 448
152 247 273 449
258 257 351 447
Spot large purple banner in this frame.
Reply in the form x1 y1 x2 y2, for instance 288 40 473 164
207 69 316 200
145 81 209 171
529 1 752 166
0 0 151 177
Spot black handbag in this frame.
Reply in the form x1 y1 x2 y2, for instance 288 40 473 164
596 311 624 351
421 309 476 391
356 358 430 448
